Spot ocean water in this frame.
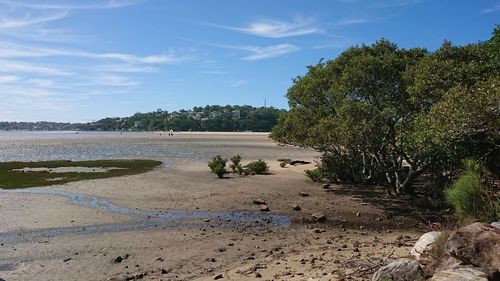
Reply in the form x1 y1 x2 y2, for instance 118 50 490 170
0 131 198 162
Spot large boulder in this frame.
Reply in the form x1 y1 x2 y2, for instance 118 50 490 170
430 267 488 281
371 259 424 281
444 222 500 274
411 231 441 261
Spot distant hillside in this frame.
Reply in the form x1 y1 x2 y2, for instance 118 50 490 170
1 105 286 132
79 105 286 132
0 121 81 131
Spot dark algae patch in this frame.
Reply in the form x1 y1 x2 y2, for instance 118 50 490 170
0 159 162 189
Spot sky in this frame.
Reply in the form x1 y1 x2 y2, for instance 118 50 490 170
0 0 498 122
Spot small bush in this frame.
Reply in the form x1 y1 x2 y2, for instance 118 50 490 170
444 159 499 224
229 155 243 175
305 168 322 182
245 159 269 175
208 155 227 178
278 158 292 168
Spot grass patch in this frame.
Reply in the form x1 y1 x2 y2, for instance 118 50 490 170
0 159 162 189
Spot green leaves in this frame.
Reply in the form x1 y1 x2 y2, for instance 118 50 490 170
271 26 500 195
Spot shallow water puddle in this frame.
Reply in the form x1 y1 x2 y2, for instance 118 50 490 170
0 188 289 242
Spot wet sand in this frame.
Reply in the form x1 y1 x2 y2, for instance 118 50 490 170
0 132 426 280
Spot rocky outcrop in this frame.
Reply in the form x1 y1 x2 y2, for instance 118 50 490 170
371 259 424 281
430 267 488 281
372 222 500 281
444 222 500 273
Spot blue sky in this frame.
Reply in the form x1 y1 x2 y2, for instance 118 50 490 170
0 0 498 122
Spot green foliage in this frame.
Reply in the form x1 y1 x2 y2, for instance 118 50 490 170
79 105 285 132
229 155 243 174
278 158 291 168
271 27 500 195
0 159 162 189
245 159 269 175
305 168 323 182
444 159 499 224
208 155 227 178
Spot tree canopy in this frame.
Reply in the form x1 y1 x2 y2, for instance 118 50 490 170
271 26 500 195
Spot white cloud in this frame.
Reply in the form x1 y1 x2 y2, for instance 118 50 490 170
332 18 368 27
0 75 19 83
0 10 69 29
0 59 72 75
242 44 299 61
480 3 500 14
97 75 139 87
0 0 139 10
230 80 248 87
205 17 321 38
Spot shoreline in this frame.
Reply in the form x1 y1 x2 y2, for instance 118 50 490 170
0 133 426 281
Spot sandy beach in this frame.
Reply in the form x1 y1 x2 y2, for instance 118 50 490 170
0 132 427 281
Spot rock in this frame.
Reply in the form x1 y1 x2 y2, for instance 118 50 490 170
430 267 488 281
322 184 330 189
213 273 224 280
411 231 441 261
255 272 262 278
311 213 327 223
353 241 361 248
313 228 326 233
259 205 270 212
292 204 302 211
253 199 266 205
444 222 500 273
371 259 424 281
491 221 500 229
113 256 123 263
299 192 309 197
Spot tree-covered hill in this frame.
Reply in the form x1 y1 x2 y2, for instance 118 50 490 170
77 105 285 132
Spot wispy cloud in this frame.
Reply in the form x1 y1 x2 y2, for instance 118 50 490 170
0 10 69 29
0 75 20 83
0 59 73 75
480 3 500 14
97 75 139 87
0 42 191 64
0 0 139 10
230 80 248 87
204 17 321 38
208 43 299 61
331 18 369 28
242 44 299 60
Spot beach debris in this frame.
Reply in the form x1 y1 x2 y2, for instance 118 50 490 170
253 199 267 205
311 213 327 223
292 204 302 211
299 192 309 197
356 212 361 217
260 205 270 212
313 228 326 233
372 259 424 281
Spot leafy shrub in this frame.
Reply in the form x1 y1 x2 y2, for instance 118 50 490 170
278 158 292 168
245 159 269 175
444 159 499 224
208 155 227 178
305 168 322 182
229 155 243 175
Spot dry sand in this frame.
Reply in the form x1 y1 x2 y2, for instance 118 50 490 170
0 132 428 281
